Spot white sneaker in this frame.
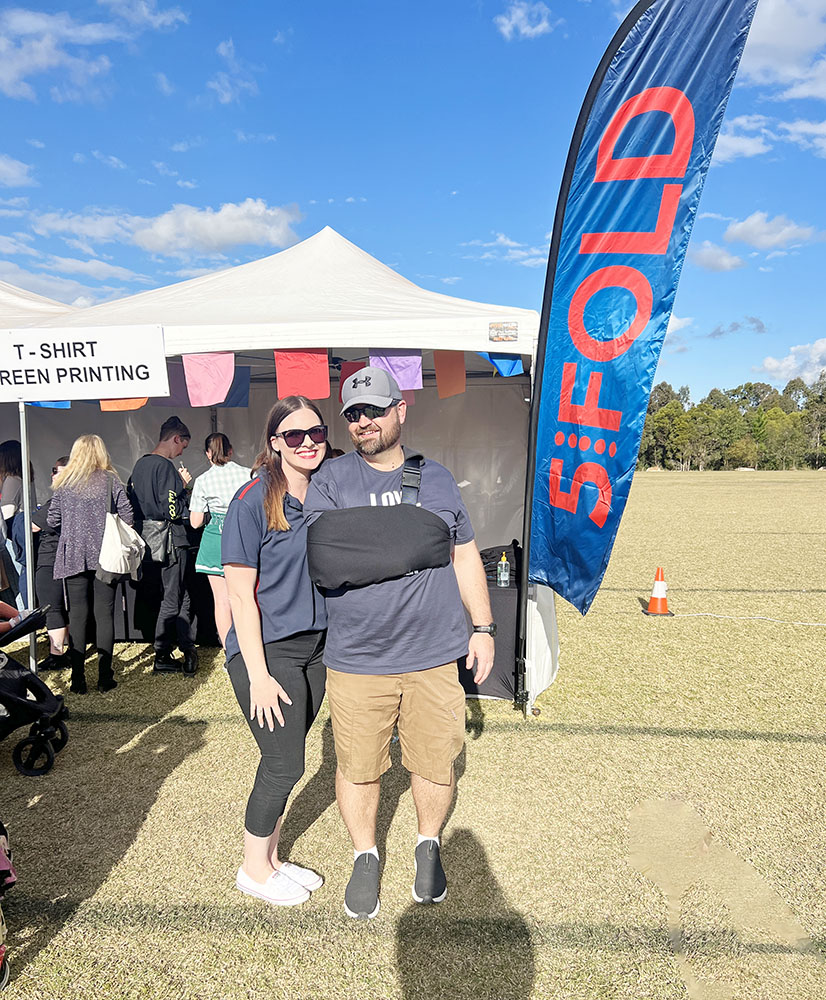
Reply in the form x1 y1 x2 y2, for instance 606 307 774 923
278 861 323 892
236 866 310 906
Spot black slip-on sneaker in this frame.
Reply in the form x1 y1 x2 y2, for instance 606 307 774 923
344 853 380 920
412 840 447 904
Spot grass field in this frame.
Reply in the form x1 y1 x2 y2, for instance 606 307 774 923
1 471 824 1000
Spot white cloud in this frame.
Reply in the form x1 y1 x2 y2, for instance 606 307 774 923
171 137 203 153
73 152 86 164
176 179 197 189
97 0 187 30
723 211 817 249
0 153 35 187
0 234 38 257
92 149 126 169
666 314 693 336
0 3 184 102
152 160 178 177
31 208 136 244
689 240 745 271
713 114 774 164
759 338 826 383
155 71 174 95
440 277 461 285
235 130 276 143
0 259 124 305
131 198 302 255
778 118 826 157
206 38 258 104
26 138 45 148
740 0 826 99
494 1 562 40
43 254 147 282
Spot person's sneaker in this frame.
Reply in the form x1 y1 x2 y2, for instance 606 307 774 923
39 651 70 671
97 677 118 693
153 653 180 673
182 648 198 676
279 861 323 891
412 840 447 904
236 866 310 906
344 853 380 920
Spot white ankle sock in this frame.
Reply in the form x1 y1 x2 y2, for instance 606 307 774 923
354 846 379 861
417 834 440 847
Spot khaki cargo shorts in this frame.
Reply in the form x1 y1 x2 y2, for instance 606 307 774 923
326 662 465 785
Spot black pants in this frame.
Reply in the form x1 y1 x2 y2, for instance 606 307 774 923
227 631 326 838
64 570 118 685
155 547 195 654
35 563 68 630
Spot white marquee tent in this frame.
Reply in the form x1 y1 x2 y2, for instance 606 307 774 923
1 228 558 707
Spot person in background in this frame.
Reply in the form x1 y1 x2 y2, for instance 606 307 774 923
223 396 328 907
0 440 36 609
189 433 250 649
48 435 134 694
128 416 197 675
32 456 70 670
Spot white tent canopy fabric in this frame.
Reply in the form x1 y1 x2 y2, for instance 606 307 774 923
2 229 557 708
37 227 540 357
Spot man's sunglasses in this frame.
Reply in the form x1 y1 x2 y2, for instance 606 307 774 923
342 403 396 423
273 425 328 449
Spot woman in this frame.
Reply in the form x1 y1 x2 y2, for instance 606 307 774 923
188 433 250 649
32 456 71 669
0 440 36 609
223 397 328 907
48 435 133 694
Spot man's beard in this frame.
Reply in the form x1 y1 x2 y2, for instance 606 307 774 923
351 411 401 456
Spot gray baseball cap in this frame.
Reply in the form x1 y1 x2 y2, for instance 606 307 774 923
339 366 402 415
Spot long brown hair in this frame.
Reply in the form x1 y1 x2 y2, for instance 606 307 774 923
205 432 232 466
261 396 325 531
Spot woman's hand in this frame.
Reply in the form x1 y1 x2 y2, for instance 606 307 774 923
249 675 293 730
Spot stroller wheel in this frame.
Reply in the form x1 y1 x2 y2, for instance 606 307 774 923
50 720 69 754
12 738 55 777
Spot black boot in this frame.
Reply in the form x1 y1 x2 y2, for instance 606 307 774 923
182 647 199 676
69 649 87 694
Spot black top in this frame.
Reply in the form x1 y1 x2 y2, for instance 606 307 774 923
128 454 190 548
32 500 57 569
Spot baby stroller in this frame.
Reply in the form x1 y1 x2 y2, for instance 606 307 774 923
0 819 15 989
0 605 69 777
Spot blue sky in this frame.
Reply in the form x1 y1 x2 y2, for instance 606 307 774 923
1 0 825 401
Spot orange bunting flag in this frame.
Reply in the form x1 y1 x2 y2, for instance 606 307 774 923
182 352 235 407
100 397 148 411
275 349 330 399
433 350 466 399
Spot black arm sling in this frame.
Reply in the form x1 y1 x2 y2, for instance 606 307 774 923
306 455 452 590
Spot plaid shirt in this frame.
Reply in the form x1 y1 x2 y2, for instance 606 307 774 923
190 461 251 517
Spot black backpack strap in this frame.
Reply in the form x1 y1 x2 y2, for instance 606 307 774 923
400 456 422 505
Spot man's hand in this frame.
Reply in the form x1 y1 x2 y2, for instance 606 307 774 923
178 463 192 487
465 632 494 685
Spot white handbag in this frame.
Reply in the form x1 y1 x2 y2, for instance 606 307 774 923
97 478 145 581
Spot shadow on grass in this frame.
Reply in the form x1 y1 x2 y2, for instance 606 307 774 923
1 646 209 981
280 718 470 861
395 829 535 1000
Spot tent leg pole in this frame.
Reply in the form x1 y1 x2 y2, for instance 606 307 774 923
210 406 218 433
18 400 37 672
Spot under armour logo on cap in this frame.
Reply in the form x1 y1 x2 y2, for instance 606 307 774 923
339 365 402 416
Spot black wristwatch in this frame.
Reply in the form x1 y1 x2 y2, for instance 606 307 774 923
472 623 497 636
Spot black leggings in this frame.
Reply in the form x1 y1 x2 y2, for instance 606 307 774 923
227 631 326 838
64 570 118 685
35 563 68 630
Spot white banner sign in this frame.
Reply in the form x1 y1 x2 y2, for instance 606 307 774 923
1 325 169 403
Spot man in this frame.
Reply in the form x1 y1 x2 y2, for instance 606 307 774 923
304 366 495 920
128 416 198 675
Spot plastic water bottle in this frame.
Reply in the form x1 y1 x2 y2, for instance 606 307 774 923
496 551 510 588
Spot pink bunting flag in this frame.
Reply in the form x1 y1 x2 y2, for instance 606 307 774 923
369 349 423 390
274 349 331 400
182 352 235 407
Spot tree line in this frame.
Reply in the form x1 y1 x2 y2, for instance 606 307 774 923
637 371 826 471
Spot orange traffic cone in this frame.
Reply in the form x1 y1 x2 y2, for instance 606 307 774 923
642 567 673 616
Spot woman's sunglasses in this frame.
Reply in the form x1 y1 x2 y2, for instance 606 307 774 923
342 403 395 423
273 425 328 449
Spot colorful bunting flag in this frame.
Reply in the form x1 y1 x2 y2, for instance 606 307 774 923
275 349 330 399
433 351 466 399
217 366 251 408
100 398 148 411
369 349 423 390
151 363 189 407
27 401 71 409
338 361 364 402
477 352 524 377
182 352 235 407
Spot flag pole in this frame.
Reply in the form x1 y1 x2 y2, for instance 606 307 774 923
18 399 37 672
